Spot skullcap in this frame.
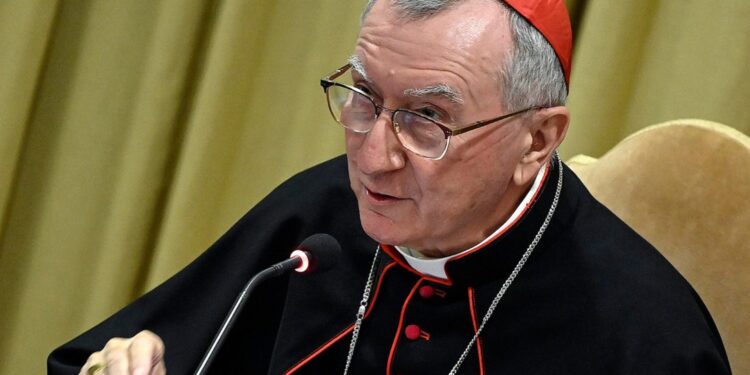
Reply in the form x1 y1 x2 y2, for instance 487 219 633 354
504 0 573 87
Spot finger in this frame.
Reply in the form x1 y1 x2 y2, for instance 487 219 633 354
152 360 167 375
79 351 105 375
129 331 164 375
102 338 132 374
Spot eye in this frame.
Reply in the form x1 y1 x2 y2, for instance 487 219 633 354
356 86 371 96
354 82 374 97
354 83 383 106
416 107 443 121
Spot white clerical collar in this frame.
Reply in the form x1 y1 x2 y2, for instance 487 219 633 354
395 162 550 279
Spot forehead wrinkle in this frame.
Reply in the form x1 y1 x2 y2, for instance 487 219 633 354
404 84 464 105
357 1 507 107
355 26 493 108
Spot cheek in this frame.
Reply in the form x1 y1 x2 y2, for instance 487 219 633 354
346 153 362 193
416 152 512 213
410 162 465 213
345 131 366 173
344 131 360 155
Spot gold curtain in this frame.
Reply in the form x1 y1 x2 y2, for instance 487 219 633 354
1 0 748 374
562 0 750 158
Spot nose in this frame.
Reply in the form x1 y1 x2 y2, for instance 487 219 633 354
353 112 406 175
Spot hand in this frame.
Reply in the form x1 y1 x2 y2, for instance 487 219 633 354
79 330 166 375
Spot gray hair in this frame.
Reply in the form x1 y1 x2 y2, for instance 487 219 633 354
361 0 568 111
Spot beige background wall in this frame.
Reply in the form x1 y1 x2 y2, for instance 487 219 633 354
1 0 748 373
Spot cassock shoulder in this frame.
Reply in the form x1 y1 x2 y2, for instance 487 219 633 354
48 155 369 374
561 169 731 373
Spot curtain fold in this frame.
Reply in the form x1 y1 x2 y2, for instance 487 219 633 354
0 0 60 248
0 0 747 374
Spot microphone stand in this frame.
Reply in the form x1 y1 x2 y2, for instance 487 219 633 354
193 257 301 375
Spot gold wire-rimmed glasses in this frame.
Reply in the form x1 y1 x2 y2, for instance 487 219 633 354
320 63 540 160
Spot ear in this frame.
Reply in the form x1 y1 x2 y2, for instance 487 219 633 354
513 106 569 185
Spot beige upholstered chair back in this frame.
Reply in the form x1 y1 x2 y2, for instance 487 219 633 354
567 119 750 374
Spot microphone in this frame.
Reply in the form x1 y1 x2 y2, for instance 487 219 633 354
194 234 341 375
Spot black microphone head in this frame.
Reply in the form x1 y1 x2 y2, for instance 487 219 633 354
293 233 341 274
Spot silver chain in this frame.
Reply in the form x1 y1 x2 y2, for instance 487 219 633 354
343 245 380 375
343 154 563 375
449 154 563 374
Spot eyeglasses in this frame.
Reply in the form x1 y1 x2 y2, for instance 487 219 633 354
320 63 539 160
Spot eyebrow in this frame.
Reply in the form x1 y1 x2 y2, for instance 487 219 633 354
348 54 370 82
404 84 464 104
348 54 464 105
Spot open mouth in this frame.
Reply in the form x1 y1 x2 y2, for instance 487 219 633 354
366 188 399 202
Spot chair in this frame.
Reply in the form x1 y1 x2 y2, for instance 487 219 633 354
567 119 750 374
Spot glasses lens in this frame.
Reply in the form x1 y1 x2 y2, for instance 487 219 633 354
326 85 376 132
394 110 446 158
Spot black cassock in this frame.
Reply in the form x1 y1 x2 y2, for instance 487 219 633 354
49 155 731 374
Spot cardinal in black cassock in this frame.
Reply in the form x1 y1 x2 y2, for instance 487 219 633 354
49 156 730 374
49 0 732 372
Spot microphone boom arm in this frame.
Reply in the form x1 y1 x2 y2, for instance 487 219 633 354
193 256 302 375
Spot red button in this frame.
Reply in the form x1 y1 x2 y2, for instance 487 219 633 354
419 285 434 299
404 324 421 340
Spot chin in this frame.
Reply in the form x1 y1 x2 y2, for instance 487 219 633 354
359 209 414 247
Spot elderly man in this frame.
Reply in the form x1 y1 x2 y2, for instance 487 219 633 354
50 0 731 374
